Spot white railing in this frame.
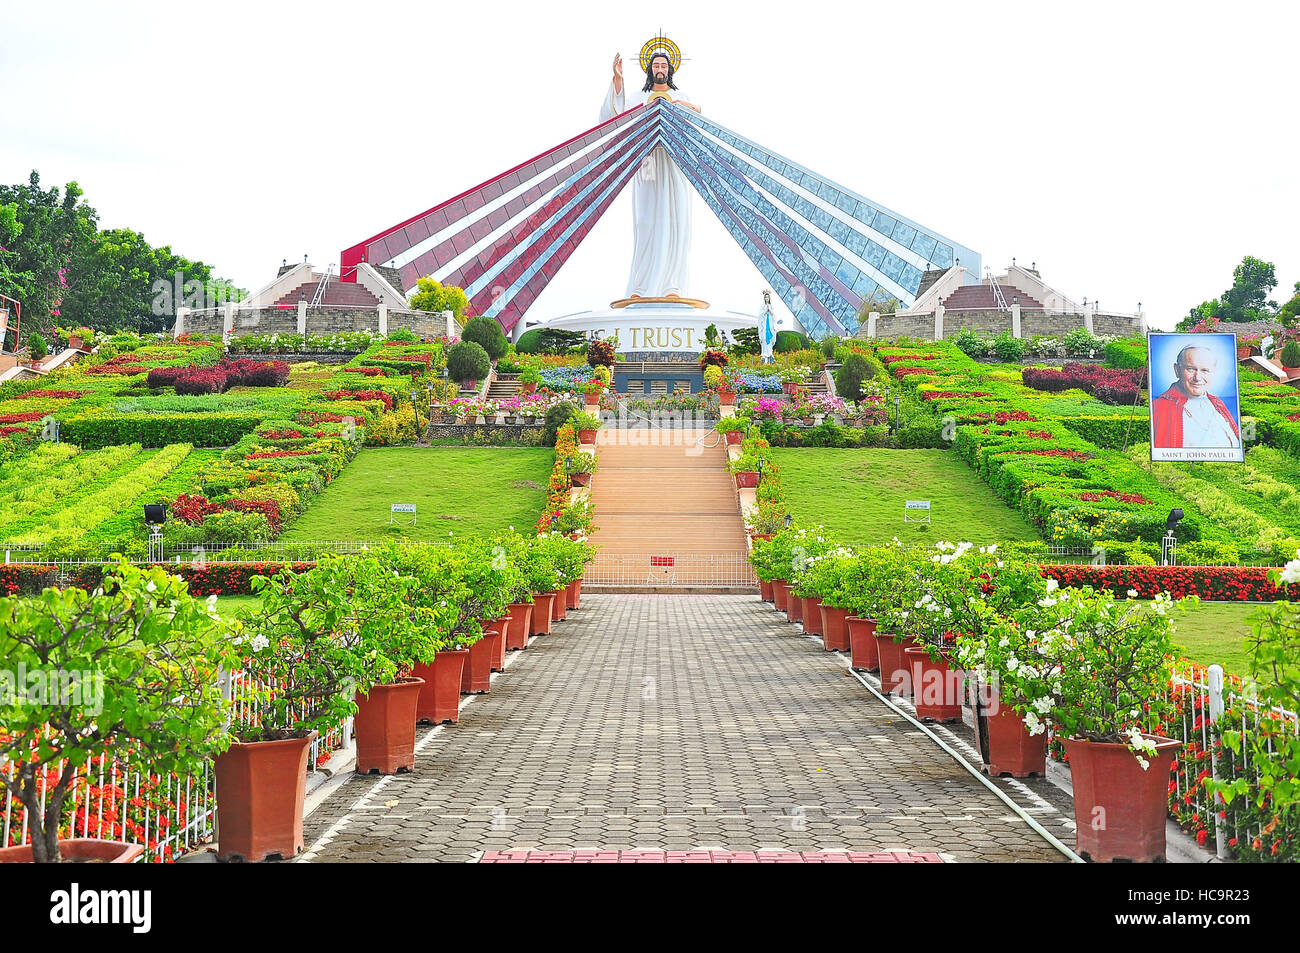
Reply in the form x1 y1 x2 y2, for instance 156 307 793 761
1 669 349 862
987 268 1010 313
585 552 758 589
309 264 335 309
1165 660 1300 861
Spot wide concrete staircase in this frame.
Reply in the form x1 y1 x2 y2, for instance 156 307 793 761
585 427 754 592
274 281 380 308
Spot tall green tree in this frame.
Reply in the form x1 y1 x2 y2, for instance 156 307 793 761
0 171 98 332
62 227 216 333
1182 254 1279 327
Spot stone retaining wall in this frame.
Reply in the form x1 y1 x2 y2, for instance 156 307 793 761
179 307 455 340
863 309 1142 341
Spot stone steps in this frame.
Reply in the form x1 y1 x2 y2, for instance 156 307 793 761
587 426 750 587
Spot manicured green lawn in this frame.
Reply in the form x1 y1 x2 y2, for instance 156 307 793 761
213 595 262 622
771 448 1041 546
1170 601 1270 677
281 447 552 543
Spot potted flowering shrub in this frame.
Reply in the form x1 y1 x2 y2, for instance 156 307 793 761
520 534 562 635
570 410 602 445
0 563 230 863
778 365 808 395
961 585 1184 862
714 415 748 446
518 366 542 394
727 451 763 488
568 452 597 487
578 377 607 407
217 552 433 859
801 547 859 652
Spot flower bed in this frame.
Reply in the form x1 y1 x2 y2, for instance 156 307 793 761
1038 564 1287 601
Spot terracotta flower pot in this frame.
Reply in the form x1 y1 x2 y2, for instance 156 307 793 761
1063 735 1181 863
786 590 804 624
353 677 425 774
977 691 1047 778
846 616 879 671
214 732 317 862
579 428 597 444
719 390 736 406
411 651 468 724
725 431 742 446
566 577 582 610
904 647 963 722
551 587 568 622
571 472 592 487
584 392 600 406
819 604 851 651
531 592 557 634
1236 346 1251 360
874 632 909 696
782 381 798 395
461 630 503 693
505 602 533 649
485 615 511 670
734 471 759 489
802 597 823 636
759 579 774 602
521 381 537 394
772 579 790 611
0 838 144 864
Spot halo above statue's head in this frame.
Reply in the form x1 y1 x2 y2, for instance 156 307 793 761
639 35 681 72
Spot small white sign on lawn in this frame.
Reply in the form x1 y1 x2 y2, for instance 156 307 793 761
904 500 931 524
390 503 417 525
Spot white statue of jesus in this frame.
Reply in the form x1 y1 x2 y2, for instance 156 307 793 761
599 48 700 298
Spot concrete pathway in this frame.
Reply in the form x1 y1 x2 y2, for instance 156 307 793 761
300 595 1064 863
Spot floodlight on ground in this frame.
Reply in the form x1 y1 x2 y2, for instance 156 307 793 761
1165 508 1185 534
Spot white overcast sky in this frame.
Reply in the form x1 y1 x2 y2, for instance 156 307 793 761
2 1 1296 332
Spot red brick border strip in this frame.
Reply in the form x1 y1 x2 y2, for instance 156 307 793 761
479 849 944 864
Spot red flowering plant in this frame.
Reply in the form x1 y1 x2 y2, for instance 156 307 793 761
1205 552 1300 843
0 561 231 862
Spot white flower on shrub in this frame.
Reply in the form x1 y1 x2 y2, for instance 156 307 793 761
1281 554 1300 586
1032 696 1054 714
1023 710 1045 735
250 634 270 652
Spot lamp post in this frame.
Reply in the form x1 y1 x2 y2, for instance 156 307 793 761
784 513 792 529
565 455 572 489
894 394 901 432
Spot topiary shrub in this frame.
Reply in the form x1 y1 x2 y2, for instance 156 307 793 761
515 329 543 354
835 352 870 400
542 402 575 447
446 340 491 384
1281 340 1300 369
27 332 47 360
774 330 810 353
461 315 509 361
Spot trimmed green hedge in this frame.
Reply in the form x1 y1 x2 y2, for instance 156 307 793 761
1104 337 1147 370
60 413 265 449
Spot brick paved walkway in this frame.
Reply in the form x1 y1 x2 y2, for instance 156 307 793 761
300 595 1064 863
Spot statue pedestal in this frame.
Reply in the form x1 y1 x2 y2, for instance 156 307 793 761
538 297 758 357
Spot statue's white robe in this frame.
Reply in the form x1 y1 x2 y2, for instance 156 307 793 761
599 80 695 297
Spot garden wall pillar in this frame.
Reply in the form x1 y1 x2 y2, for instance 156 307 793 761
174 307 188 339
867 311 878 338
222 302 235 339
1084 309 1094 335
378 302 388 337
297 300 308 336
933 303 945 341
1011 303 1022 338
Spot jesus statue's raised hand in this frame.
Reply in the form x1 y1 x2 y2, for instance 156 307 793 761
612 53 623 95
